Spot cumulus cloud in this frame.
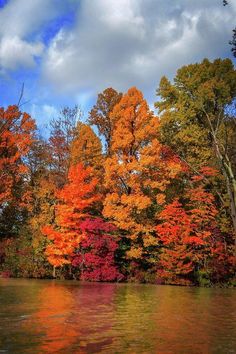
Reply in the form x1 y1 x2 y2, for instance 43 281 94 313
0 0 66 71
42 0 236 97
0 36 43 70
0 0 235 102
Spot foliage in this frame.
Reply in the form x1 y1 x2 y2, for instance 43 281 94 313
0 229 51 278
88 88 122 155
42 163 99 269
103 87 184 276
1 73 236 286
72 218 123 281
0 105 36 238
70 122 103 177
49 106 81 188
156 58 236 250
156 168 235 285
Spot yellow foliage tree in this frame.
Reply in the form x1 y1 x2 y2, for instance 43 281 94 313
70 122 103 175
103 87 183 263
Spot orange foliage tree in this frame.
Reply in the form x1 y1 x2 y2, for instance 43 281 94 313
0 105 35 204
103 87 183 273
0 105 35 237
42 163 99 276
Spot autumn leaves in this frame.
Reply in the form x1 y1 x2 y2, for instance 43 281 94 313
42 82 235 284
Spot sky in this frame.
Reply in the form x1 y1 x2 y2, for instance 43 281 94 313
0 0 235 133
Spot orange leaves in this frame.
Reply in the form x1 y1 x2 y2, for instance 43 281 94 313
156 183 219 283
110 87 159 154
156 194 166 205
42 163 99 268
0 105 35 206
103 87 184 265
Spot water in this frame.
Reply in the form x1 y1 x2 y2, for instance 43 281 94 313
0 279 235 353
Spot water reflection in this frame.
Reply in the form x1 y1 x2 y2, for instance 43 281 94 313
0 279 236 353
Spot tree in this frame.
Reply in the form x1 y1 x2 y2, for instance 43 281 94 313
72 218 123 281
222 0 236 57
70 122 103 175
42 163 99 277
88 88 122 155
26 137 57 259
229 28 236 57
103 87 183 273
156 168 235 285
0 105 35 238
49 106 81 188
156 58 236 250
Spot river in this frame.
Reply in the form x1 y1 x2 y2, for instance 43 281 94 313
0 278 235 353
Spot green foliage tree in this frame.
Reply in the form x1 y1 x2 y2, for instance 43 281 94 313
155 58 236 250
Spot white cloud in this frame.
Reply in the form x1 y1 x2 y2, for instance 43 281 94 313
0 0 66 71
0 0 235 105
42 0 236 97
0 36 44 70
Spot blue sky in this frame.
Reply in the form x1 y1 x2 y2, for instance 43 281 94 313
0 0 235 134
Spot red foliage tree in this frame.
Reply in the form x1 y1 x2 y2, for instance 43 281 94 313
72 218 123 281
156 167 233 285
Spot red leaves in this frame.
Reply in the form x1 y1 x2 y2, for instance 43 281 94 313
42 163 120 279
72 218 123 282
156 183 220 284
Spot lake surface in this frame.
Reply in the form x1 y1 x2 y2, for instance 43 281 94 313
0 279 235 353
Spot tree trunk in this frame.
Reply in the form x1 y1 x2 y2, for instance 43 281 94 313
52 266 56 278
212 134 236 254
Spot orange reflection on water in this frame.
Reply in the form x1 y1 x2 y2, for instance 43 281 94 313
5 280 235 354
23 282 84 353
23 281 116 353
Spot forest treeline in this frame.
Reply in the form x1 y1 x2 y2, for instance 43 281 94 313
0 58 236 286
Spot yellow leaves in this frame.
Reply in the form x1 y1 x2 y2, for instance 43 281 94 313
102 86 184 265
143 234 158 247
70 123 103 172
121 194 151 210
127 247 143 259
103 192 152 237
156 193 166 205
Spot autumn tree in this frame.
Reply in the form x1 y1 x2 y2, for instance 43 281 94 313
72 218 123 281
156 58 236 250
70 122 103 176
26 137 57 258
88 88 122 155
49 106 81 188
103 87 183 275
0 105 35 238
42 163 99 277
156 167 235 285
